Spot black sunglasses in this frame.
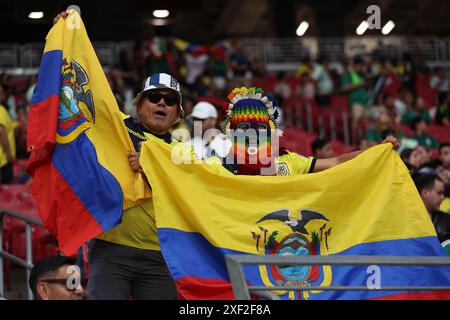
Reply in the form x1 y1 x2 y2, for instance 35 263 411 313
145 92 179 106
40 278 80 291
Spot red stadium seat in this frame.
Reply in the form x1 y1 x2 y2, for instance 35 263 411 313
330 140 356 156
397 124 414 137
330 95 349 113
426 124 450 144
416 73 437 108
281 128 317 156
12 159 28 182
383 73 402 98
251 76 277 93
34 233 60 261
0 184 38 218
286 76 300 93
0 184 56 262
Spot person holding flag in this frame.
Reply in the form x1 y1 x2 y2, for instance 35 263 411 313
87 72 183 300
134 89 450 300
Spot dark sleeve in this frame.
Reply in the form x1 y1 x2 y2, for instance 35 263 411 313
308 157 317 173
123 117 145 151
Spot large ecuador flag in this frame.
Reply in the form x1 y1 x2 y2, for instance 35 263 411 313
140 136 450 300
27 10 149 256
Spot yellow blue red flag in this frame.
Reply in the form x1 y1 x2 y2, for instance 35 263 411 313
27 10 149 256
140 136 450 300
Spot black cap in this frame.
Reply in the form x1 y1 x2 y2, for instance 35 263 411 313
29 255 76 298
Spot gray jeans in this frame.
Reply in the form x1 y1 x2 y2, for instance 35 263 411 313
87 239 178 300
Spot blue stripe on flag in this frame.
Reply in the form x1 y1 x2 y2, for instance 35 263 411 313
31 50 63 105
158 228 450 300
52 133 123 231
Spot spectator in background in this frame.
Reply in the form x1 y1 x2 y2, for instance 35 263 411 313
410 115 440 149
412 54 430 76
229 41 251 81
401 145 432 173
430 67 449 107
25 74 37 108
415 145 433 168
295 57 313 78
365 112 398 147
273 72 292 106
209 47 228 93
146 39 171 76
186 101 222 159
395 88 412 120
408 147 424 171
440 143 450 171
400 148 416 172
184 48 209 89
341 56 370 144
250 56 267 79
0 85 16 184
437 143 450 213
435 92 450 126
170 95 196 142
312 55 334 106
413 174 449 249
311 138 334 159
401 94 432 127
395 55 413 85
29 256 85 300
379 93 401 124
297 70 316 102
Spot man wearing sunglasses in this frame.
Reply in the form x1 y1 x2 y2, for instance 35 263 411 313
29 256 85 300
89 73 184 300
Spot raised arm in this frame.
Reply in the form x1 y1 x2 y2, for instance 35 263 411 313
313 135 400 173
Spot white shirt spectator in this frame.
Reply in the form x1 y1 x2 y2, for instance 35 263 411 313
312 64 333 95
430 75 449 92
185 53 209 85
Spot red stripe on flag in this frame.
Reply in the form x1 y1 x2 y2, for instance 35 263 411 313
31 159 104 257
27 95 59 175
176 276 235 300
373 291 450 300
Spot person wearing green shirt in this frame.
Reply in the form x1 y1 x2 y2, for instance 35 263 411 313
402 97 432 126
366 112 404 147
410 115 440 149
341 56 369 144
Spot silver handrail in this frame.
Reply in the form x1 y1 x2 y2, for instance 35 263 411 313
0 209 43 300
225 254 450 300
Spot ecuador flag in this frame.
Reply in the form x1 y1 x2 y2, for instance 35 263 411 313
27 10 148 256
140 136 450 300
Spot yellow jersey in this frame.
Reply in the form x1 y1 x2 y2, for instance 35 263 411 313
97 117 188 251
210 151 316 176
0 105 16 168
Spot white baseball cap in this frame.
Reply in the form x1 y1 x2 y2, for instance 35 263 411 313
191 101 218 120
133 73 184 117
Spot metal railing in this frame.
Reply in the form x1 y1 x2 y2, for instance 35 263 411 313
284 101 353 145
225 254 450 300
2 37 450 71
0 209 43 300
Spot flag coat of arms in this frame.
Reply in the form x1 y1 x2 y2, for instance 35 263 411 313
140 136 450 300
27 10 149 256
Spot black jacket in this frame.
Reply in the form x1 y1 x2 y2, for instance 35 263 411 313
432 210 450 243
